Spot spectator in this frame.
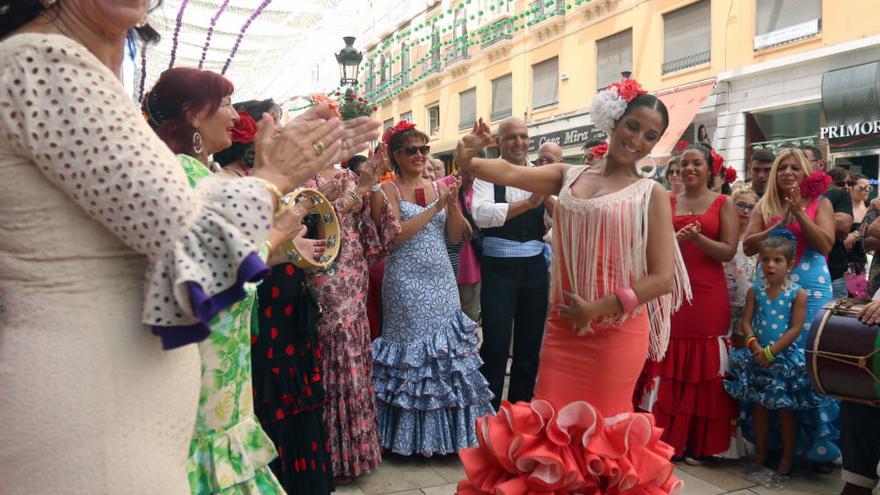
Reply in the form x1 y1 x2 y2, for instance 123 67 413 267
825 167 856 299
747 148 775 198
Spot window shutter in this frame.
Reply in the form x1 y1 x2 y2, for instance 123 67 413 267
459 89 476 129
756 0 821 35
492 74 513 121
532 57 559 109
596 29 632 90
663 0 711 73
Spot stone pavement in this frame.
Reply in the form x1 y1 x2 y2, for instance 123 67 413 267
336 453 854 495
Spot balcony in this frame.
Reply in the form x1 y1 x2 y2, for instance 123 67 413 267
445 48 470 68
420 56 441 77
661 50 710 74
480 17 514 48
530 0 565 22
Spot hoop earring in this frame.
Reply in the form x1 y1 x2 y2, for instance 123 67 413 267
192 130 204 155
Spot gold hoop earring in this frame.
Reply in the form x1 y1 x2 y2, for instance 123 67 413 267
192 130 204 155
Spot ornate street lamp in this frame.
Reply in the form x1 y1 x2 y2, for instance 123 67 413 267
336 36 363 88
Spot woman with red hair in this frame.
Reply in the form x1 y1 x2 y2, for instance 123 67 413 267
144 68 327 494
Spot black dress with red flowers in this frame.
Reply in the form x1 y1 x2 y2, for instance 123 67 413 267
252 263 334 495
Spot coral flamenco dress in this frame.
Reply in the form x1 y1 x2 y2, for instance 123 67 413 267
458 168 691 494
646 195 739 458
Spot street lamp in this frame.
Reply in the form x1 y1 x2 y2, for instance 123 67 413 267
336 36 363 88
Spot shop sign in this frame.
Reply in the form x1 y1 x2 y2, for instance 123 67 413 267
528 125 607 153
820 120 880 140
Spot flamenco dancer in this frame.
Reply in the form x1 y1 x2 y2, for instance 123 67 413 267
214 99 336 495
454 77 691 494
371 122 493 456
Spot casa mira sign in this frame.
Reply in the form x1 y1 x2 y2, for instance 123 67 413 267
528 125 607 153
820 120 880 139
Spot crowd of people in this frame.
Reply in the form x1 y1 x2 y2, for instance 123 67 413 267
1 2 879 495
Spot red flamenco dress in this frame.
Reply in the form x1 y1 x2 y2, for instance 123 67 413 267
643 194 738 458
458 172 691 494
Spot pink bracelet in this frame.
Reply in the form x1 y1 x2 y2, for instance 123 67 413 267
614 286 640 313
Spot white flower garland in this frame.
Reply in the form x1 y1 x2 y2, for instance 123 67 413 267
590 86 628 135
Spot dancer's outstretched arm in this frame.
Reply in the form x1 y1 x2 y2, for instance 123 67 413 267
455 119 569 196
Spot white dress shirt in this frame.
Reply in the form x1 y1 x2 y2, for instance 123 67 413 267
472 162 539 229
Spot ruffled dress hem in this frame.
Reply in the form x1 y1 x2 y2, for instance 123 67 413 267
458 400 683 495
372 310 494 456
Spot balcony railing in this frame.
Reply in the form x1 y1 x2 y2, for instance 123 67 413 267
480 18 514 47
530 0 565 22
661 50 710 74
420 57 440 77
446 49 470 67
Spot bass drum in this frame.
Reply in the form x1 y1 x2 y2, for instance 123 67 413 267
807 299 880 406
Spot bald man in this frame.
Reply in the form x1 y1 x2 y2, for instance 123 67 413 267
472 117 549 410
536 142 563 166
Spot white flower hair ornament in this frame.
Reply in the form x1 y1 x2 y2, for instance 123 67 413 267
590 78 648 135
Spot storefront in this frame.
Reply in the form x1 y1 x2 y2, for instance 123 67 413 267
821 61 880 183
527 123 607 164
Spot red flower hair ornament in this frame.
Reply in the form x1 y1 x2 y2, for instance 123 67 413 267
676 140 690 154
590 77 648 135
229 110 257 144
724 167 738 184
382 121 417 149
800 171 832 200
591 142 608 159
607 78 647 103
710 149 725 176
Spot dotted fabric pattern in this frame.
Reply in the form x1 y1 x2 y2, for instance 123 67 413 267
0 33 273 330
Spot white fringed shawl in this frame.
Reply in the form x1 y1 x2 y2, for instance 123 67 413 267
552 166 691 361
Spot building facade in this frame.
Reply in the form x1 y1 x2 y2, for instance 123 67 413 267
361 0 880 178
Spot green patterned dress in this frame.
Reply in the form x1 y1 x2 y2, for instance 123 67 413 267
179 155 285 495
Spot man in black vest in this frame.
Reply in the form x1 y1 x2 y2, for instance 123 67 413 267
471 118 549 410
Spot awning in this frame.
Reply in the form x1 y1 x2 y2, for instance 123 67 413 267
821 62 880 153
650 80 716 160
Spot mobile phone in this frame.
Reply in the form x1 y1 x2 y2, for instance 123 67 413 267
414 188 426 207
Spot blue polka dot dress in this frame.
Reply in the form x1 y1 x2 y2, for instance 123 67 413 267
725 279 826 410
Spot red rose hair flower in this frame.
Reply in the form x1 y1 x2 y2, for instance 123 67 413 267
710 149 725 175
800 171 832 200
608 78 647 103
591 142 608 159
229 110 257 144
724 167 737 184
382 120 417 148
676 140 689 154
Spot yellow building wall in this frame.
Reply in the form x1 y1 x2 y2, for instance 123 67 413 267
366 0 876 151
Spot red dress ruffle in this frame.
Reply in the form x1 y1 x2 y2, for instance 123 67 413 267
458 400 683 495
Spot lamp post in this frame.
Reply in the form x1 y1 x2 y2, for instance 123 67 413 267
336 36 363 89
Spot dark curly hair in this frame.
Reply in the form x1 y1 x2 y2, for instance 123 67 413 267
681 143 719 190
213 99 276 167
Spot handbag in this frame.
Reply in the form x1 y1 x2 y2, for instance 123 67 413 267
845 262 869 299
459 186 483 260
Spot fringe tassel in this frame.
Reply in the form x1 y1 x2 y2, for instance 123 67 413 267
553 167 692 361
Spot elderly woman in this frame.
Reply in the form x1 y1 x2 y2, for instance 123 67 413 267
0 1 379 493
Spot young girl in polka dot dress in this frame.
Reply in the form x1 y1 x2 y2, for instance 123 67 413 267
725 231 830 487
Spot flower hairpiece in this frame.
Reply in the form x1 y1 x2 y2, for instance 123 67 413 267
310 93 341 118
229 110 257 144
724 166 737 184
591 142 608 159
676 140 690 154
769 228 798 244
710 149 725 175
590 77 647 135
799 171 831 200
382 121 417 149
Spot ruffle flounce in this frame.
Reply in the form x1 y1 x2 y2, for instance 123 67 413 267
144 175 274 348
372 310 494 455
260 407 335 495
253 345 326 423
187 414 284 494
724 347 828 410
458 400 683 494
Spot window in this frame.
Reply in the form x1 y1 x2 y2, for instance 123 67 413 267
453 9 468 59
431 28 440 67
427 105 440 135
459 88 476 130
384 51 392 83
384 118 394 131
366 60 374 94
663 0 711 74
401 44 410 83
400 111 412 122
755 0 821 49
491 74 513 121
596 29 632 91
379 53 387 85
532 57 559 109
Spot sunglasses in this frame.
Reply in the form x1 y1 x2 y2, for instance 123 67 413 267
834 180 857 188
735 201 755 211
398 145 431 156
856 184 873 192
667 169 681 176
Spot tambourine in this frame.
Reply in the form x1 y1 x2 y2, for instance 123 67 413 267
278 188 340 270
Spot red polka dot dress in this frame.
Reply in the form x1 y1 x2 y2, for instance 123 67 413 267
252 263 334 494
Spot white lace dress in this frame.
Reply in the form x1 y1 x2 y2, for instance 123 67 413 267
0 34 275 494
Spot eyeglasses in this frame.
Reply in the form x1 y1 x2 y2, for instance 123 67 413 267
834 180 856 188
536 156 554 164
856 184 873 192
399 145 431 156
735 201 756 212
667 169 681 176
